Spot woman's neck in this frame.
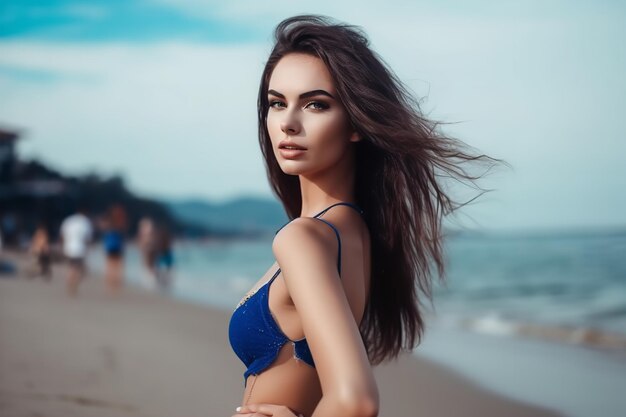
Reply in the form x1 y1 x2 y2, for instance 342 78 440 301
298 157 356 217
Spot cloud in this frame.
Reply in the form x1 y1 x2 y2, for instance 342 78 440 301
1 1 625 229
0 40 272 201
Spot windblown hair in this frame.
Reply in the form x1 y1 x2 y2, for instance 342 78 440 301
258 15 502 365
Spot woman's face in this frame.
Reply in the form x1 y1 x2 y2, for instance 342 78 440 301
266 53 358 177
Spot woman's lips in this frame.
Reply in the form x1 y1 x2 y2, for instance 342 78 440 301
278 147 307 159
278 140 307 159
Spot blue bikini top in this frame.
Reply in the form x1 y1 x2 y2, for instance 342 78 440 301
228 202 364 385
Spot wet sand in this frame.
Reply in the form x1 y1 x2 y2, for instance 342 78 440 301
0 255 562 417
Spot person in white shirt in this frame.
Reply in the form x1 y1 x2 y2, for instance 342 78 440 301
60 210 93 297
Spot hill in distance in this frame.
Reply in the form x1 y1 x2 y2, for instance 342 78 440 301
166 196 288 237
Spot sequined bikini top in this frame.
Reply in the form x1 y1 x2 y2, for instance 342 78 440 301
227 202 364 385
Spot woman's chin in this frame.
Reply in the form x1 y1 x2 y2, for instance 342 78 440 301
278 162 307 176
280 169 303 176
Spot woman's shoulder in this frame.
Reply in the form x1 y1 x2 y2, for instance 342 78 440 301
272 209 368 263
272 216 338 256
274 205 365 243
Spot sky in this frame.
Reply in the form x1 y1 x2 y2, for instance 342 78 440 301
1 0 625 231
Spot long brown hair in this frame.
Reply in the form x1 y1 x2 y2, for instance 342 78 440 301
258 15 503 365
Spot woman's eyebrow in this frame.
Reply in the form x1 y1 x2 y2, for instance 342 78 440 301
268 89 335 100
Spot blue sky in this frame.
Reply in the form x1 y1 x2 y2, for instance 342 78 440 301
1 0 625 231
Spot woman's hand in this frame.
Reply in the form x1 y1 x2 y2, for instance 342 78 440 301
232 403 303 417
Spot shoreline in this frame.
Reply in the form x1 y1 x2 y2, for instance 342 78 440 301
0 253 564 417
416 324 626 417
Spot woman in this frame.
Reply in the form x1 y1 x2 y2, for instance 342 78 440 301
229 15 499 417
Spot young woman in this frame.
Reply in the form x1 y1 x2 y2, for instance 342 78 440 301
228 15 499 417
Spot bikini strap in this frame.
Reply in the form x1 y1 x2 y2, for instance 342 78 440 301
266 266 282 286
273 202 364 276
313 202 364 218
273 218 343 276
274 202 364 235
312 202 364 276
311 217 342 275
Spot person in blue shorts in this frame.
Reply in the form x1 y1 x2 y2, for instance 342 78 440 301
103 204 127 294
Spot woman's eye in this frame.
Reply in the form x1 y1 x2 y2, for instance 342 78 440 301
269 100 286 109
306 101 329 111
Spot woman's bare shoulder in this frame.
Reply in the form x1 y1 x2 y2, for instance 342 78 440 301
272 217 338 258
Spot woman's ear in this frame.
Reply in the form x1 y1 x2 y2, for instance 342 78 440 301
349 131 362 142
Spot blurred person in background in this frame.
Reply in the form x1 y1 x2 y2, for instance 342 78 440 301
137 217 175 291
229 16 499 417
60 208 93 297
0 229 17 275
137 216 158 288
29 223 52 280
153 224 174 290
1 213 18 248
102 204 128 295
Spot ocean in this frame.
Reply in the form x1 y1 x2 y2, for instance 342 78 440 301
90 228 626 350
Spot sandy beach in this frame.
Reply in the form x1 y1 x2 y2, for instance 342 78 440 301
0 253 563 417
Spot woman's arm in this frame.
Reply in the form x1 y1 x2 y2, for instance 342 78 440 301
272 217 379 417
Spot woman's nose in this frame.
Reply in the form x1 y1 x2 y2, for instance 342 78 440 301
280 117 301 135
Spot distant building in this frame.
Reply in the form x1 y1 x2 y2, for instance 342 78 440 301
0 128 66 198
